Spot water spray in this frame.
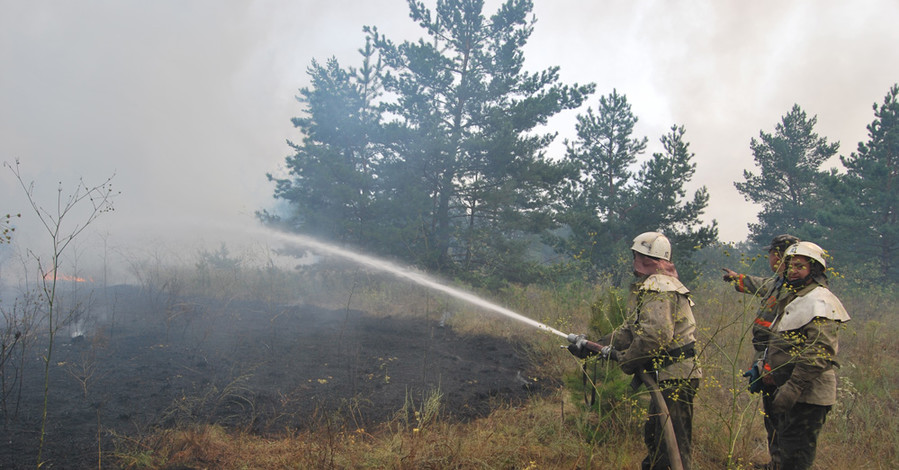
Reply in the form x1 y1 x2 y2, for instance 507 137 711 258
259 227 682 468
260 228 568 339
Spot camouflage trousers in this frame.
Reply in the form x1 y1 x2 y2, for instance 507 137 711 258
768 402 831 470
642 379 699 470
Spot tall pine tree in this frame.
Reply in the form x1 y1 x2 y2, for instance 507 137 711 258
629 125 718 279
369 0 592 282
555 92 715 279
266 40 386 248
735 104 839 244
563 89 646 223
555 90 647 275
837 84 899 281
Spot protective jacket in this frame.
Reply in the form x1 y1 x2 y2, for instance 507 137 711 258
607 274 702 381
731 273 790 357
764 282 850 406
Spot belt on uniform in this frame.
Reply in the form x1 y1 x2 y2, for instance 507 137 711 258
644 342 696 372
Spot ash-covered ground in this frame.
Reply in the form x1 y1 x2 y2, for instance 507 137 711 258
0 284 549 468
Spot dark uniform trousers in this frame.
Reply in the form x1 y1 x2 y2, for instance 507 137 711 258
642 378 700 470
769 402 830 470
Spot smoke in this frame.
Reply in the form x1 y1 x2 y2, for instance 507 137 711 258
2 0 897 276
527 0 899 241
0 1 414 283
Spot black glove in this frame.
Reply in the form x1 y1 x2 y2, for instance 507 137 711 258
743 364 762 394
772 381 802 414
567 335 596 359
721 268 739 282
598 345 618 361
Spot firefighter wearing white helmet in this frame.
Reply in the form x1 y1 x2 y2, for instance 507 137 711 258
784 241 826 268
631 231 672 261
599 231 700 469
758 240 850 469
721 234 800 464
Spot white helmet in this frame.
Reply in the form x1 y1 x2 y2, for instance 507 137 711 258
784 241 827 268
631 232 671 261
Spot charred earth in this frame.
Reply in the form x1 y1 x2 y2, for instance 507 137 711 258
0 284 547 468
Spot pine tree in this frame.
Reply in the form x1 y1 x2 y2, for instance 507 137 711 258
369 0 592 282
838 84 899 280
630 125 718 277
563 89 647 222
554 90 647 275
265 40 386 248
555 94 715 280
735 104 839 244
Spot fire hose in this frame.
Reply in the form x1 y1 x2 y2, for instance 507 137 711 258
566 334 684 470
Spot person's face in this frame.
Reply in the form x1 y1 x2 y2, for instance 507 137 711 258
768 250 785 273
786 255 812 282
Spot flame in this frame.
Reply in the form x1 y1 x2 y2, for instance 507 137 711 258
43 272 94 283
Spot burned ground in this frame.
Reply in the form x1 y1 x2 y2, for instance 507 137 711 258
0 285 550 469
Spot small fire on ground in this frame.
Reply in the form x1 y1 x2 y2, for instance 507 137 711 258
43 272 94 283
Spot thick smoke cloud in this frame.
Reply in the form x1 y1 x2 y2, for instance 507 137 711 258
525 1 899 241
1 0 897 281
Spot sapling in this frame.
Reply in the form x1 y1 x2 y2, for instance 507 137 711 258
5 159 117 466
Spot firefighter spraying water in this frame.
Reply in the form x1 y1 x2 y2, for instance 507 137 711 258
565 232 700 470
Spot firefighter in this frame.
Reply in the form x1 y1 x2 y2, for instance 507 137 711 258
760 241 850 469
721 234 799 459
722 234 800 359
571 232 701 470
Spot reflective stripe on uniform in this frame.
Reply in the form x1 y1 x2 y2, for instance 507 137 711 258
736 274 746 293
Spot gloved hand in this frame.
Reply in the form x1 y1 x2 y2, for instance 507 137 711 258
743 364 762 394
566 335 595 359
721 268 739 282
771 381 802 414
599 345 618 361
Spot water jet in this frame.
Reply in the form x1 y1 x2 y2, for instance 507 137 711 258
259 228 568 339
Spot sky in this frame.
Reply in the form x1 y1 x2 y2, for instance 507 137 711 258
2 0 898 280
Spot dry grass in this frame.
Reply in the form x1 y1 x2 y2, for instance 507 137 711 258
112 262 897 469
115 393 649 469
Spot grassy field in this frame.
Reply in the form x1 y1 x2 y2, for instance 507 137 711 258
104 258 895 469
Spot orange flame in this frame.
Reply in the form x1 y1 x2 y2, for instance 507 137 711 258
43 272 94 283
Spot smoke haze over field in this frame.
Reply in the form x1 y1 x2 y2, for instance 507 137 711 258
2 0 898 279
